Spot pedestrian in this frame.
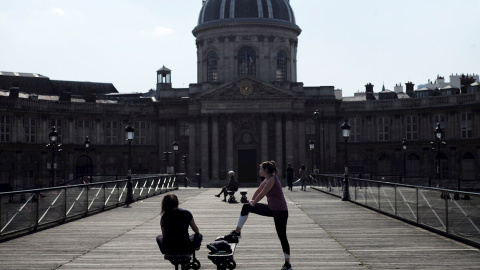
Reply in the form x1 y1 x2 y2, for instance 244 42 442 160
215 171 238 202
156 194 202 255
299 164 307 191
286 163 294 191
225 161 292 270
125 178 134 207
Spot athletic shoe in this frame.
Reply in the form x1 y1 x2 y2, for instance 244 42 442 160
215 194 220 197
226 230 241 239
281 262 292 270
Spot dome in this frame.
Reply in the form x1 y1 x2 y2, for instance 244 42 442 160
198 0 297 26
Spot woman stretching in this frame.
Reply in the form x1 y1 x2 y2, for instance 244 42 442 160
225 161 292 270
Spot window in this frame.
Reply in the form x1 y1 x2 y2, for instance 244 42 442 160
207 51 218 82
238 46 256 77
407 154 421 177
0 115 11 142
50 119 63 143
461 112 472 139
461 153 475 180
134 121 146 145
349 118 361 142
377 154 392 175
377 117 390 141
77 120 90 144
305 119 316 135
276 50 287 81
25 117 36 143
106 121 118 144
406 115 418 140
179 121 189 137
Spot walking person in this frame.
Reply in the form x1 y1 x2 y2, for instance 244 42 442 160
225 161 292 270
299 164 308 191
215 171 238 201
156 194 202 255
286 163 294 191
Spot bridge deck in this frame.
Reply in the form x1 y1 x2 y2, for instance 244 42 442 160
0 187 479 269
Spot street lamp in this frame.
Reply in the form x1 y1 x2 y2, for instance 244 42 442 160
124 123 135 206
341 120 351 201
84 136 92 183
402 138 407 183
308 140 315 173
173 141 179 175
47 126 62 187
314 110 325 173
431 123 446 179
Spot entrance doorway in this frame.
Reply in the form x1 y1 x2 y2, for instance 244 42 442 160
237 149 257 184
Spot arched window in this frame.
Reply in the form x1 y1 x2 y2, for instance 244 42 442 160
407 153 420 177
207 51 217 82
276 50 287 81
238 47 256 77
377 154 391 175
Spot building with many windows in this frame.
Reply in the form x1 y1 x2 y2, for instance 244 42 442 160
1 0 479 191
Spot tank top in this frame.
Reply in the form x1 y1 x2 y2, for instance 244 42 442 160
266 175 288 211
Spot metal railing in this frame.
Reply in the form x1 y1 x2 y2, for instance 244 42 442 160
310 174 480 248
0 174 180 240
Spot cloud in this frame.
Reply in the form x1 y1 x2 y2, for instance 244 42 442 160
48 7 69 17
153 26 173 36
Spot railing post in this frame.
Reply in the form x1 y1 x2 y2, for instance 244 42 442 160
394 185 397 216
35 191 39 230
85 184 89 216
445 193 449 234
378 183 381 210
103 183 106 211
64 187 67 222
416 187 419 223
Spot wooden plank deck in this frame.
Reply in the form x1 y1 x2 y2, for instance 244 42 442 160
0 187 479 269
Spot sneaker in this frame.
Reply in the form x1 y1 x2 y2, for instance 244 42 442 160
281 262 292 270
226 230 241 239
215 194 220 197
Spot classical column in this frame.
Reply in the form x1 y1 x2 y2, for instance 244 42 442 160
201 116 209 181
285 115 293 165
212 116 219 180
226 117 234 172
188 119 196 175
275 115 283 177
261 118 268 162
298 118 306 168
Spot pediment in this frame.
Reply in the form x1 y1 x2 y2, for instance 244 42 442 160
194 77 296 100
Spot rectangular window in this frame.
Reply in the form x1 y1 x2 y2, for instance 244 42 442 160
377 117 390 141
134 121 146 145
77 120 90 143
50 119 63 143
106 121 118 144
349 118 361 142
179 121 189 137
305 120 316 135
25 117 36 143
406 115 418 140
461 112 472 139
0 115 11 142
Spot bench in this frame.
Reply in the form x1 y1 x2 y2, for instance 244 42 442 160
239 190 248 203
164 252 201 270
207 243 237 270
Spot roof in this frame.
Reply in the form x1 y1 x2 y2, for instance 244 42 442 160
197 0 297 26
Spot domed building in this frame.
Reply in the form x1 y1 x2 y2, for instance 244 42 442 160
0 0 479 191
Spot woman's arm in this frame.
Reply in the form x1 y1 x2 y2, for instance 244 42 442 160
251 177 275 205
251 179 266 201
190 218 200 234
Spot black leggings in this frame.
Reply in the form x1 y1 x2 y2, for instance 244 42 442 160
241 203 290 255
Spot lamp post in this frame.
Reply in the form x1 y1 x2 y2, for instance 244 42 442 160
430 123 446 179
47 126 62 187
124 123 135 206
402 138 407 184
173 141 179 175
341 120 351 201
84 136 92 183
313 110 321 173
308 140 315 173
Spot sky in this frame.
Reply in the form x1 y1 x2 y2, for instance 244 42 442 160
1 0 479 96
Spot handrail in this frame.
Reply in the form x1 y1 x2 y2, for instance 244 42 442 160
0 174 179 240
310 174 480 249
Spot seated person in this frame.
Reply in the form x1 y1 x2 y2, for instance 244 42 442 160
156 194 202 254
215 171 238 201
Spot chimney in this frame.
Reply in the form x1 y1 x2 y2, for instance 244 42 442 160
405 81 415 97
365 83 375 100
460 74 476 94
9 82 19 98
394 83 404 93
